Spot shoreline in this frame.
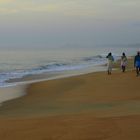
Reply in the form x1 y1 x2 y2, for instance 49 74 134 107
0 57 134 105
0 57 140 139
0 69 140 139
0 65 106 104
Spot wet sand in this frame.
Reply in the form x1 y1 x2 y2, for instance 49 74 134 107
0 67 140 139
0 85 27 105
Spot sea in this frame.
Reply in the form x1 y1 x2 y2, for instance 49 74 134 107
0 46 139 88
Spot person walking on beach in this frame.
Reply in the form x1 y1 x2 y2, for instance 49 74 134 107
134 52 140 76
106 52 114 75
121 52 127 72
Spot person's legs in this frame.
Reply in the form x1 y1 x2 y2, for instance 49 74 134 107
122 66 125 72
139 67 140 74
107 65 110 75
136 67 139 76
107 63 112 75
107 68 111 75
136 61 140 76
123 66 126 72
108 66 112 75
107 68 110 75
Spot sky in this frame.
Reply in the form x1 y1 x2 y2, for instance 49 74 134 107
0 0 140 48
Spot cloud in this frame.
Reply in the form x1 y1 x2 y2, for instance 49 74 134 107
0 0 139 20
0 8 18 14
0 1 58 15
24 4 58 13
0 0 15 4
0 0 98 16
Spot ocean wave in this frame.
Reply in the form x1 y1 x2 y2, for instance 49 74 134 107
0 55 108 87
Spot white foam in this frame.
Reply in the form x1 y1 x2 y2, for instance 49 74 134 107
0 55 108 87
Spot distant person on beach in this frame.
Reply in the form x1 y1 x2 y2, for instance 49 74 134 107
106 53 114 75
134 52 140 76
121 53 127 72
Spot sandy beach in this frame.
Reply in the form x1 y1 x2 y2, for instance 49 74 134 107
1 0 140 139
0 65 140 140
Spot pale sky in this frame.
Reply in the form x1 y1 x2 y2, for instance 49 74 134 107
0 0 140 48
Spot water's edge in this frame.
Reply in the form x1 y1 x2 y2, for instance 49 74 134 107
0 65 106 105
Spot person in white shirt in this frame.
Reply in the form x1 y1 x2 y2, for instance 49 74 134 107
121 53 127 72
106 52 114 75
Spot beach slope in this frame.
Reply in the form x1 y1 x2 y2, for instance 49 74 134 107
0 71 140 140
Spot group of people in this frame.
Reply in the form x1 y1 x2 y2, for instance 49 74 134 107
106 52 140 76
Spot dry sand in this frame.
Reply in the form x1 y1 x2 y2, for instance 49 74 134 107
0 65 140 139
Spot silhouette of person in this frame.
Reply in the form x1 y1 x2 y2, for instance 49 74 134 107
106 53 114 75
134 52 140 76
121 53 127 72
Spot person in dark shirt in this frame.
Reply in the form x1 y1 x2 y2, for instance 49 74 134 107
134 52 140 76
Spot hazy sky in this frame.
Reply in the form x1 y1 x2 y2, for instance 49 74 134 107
0 0 140 48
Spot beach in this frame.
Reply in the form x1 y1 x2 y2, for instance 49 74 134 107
0 65 140 139
0 0 140 139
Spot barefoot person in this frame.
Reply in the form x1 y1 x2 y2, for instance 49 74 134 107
121 53 127 72
134 52 140 76
106 52 114 75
